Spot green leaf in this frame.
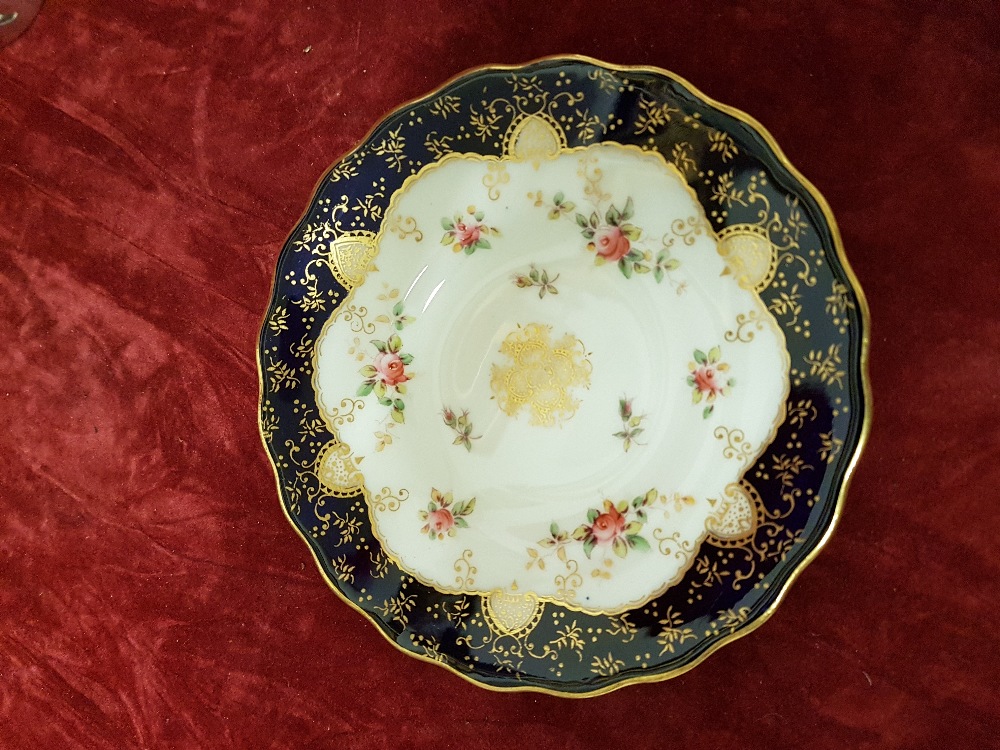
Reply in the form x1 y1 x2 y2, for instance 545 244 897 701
587 508 599 524
622 196 634 221
703 405 713 419
529 268 540 282
478 238 491 250
606 204 620 225
692 390 702 404
621 224 641 241
395 383 407 394
665 259 680 270
392 301 403 317
356 382 374 397
620 260 633 279
474 210 484 221
582 228 595 239
571 525 589 541
464 498 476 514
562 201 576 212
548 208 561 220
693 349 707 365
612 538 628 558
387 334 402 353
393 399 405 411
619 398 627 417
441 217 454 230
374 381 387 398
589 212 600 228
634 263 651 274
708 346 721 363
455 518 469 528
550 522 559 537
463 439 472 452
583 538 596 559
359 365 377 377
464 245 475 255
631 428 644 437
630 535 651 552
391 408 405 424
371 339 388 353
613 430 629 439
399 353 413 365
687 376 695 386
575 213 589 228
440 233 453 245
654 266 664 284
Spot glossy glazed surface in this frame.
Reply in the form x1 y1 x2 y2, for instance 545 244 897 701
258 57 869 694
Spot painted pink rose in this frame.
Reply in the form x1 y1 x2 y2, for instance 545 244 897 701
590 505 626 545
593 225 631 262
427 508 454 534
373 351 408 386
453 219 482 247
693 365 724 397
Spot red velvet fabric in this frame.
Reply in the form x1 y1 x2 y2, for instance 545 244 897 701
1 1 997 747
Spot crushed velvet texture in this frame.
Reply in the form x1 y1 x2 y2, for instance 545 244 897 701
1 1 997 747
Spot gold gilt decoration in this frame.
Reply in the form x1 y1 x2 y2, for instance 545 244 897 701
717 223 777 292
706 481 763 546
483 589 545 637
315 440 364 497
504 113 567 164
490 323 592 427
257 56 871 698
328 231 378 290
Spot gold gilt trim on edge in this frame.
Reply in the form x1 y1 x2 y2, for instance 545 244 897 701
256 54 873 698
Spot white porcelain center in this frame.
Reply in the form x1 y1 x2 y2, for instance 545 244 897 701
314 143 789 613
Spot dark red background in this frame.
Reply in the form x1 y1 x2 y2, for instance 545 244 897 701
1 1 997 747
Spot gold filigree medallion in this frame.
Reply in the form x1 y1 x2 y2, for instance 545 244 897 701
489 323 592 427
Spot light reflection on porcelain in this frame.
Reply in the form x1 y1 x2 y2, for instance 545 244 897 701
314 143 789 614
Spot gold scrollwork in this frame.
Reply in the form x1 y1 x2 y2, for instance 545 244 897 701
713 425 754 464
482 161 511 200
724 310 766 343
454 549 478 588
371 486 409 513
385 213 423 242
670 215 707 245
